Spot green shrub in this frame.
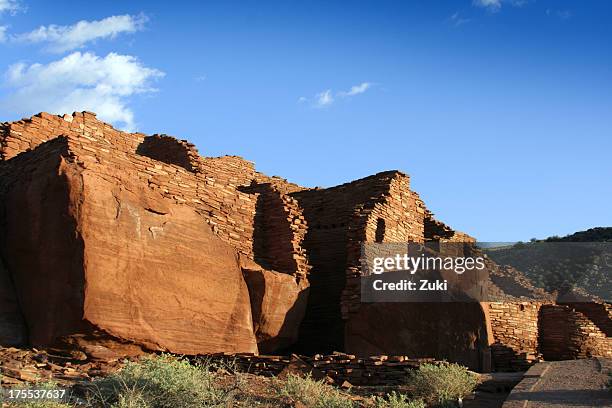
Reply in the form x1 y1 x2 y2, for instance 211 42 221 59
372 391 425 408
408 362 478 406
89 354 227 408
273 373 354 408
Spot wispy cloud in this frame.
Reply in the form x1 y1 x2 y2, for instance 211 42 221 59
449 12 471 27
2 52 164 131
301 82 373 108
546 9 572 21
473 0 502 12
315 89 334 107
0 25 7 42
195 74 207 82
0 0 21 15
338 82 372 97
473 0 527 12
11 14 148 53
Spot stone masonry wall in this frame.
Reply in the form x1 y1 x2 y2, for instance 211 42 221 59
539 304 612 360
424 210 476 243
291 171 425 353
341 173 426 319
198 352 437 386
488 302 542 371
136 134 202 173
567 307 612 358
538 305 571 360
2 112 609 369
563 302 612 337
0 112 298 262
242 182 310 279
0 112 145 161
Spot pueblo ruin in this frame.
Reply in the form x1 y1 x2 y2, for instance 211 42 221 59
0 112 609 375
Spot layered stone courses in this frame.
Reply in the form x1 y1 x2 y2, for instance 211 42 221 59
0 112 610 373
196 352 438 386
539 304 611 361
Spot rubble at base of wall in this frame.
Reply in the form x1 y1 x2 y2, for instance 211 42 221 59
192 352 440 386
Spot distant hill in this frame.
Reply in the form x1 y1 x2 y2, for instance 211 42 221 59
483 227 611 302
541 227 612 243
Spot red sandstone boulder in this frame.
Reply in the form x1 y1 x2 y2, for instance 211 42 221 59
1 147 258 355
241 258 309 353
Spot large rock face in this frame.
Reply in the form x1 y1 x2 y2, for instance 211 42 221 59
1 139 257 354
241 258 309 353
2 145 86 347
78 168 257 354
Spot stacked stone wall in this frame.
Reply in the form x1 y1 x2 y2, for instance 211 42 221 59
341 174 426 319
0 112 145 161
199 155 257 188
69 131 257 257
567 307 612 358
292 171 424 352
539 304 611 360
488 302 541 371
198 352 436 386
424 210 475 243
1 112 609 369
0 113 258 256
254 172 306 195
242 182 310 279
137 134 202 173
538 305 571 360
0 113 299 262
563 302 612 336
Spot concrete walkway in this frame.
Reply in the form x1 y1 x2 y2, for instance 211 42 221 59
503 358 611 408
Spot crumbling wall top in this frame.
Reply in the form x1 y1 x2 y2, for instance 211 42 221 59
0 112 144 161
136 134 202 173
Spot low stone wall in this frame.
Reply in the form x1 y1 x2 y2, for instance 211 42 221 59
539 305 571 360
539 304 611 360
567 308 612 358
196 352 437 386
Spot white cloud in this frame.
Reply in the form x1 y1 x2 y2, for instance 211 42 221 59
12 14 147 53
301 82 373 108
2 51 164 131
339 82 372 97
449 12 471 27
316 89 334 107
0 25 7 42
0 0 20 15
473 0 527 12
547 9 572 20
473 0 501 11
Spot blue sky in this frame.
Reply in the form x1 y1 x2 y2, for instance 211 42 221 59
0 0 610 241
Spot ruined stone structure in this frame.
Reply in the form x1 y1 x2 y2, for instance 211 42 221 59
195 352 439 386
0 112 609 373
